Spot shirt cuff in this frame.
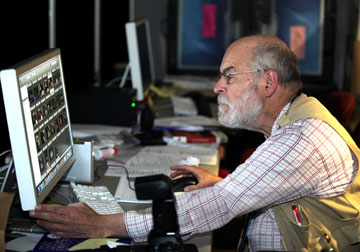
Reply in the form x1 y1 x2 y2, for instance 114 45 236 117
124 208 153 242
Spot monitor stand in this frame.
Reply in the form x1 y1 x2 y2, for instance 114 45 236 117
134 104 166 146
63 141 94 183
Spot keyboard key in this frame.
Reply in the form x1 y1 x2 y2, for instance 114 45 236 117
70 182 123 215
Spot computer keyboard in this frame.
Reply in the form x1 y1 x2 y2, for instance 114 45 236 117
70 182 123 215
170 95 198 116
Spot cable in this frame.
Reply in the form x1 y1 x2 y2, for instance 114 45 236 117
0 164 10 173
0 149 12 157
119 63 131 88
104 62 131 88
96 164 135 191
104 76 123 88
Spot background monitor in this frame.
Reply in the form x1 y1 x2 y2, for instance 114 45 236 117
125 19 155 101
0 48 76 211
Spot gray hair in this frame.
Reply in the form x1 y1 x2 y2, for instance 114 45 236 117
250 41 303 92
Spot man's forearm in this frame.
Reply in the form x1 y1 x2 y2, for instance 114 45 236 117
100 213 129 237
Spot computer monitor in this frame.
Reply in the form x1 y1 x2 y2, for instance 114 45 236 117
125 19 155 101
0 48 76 211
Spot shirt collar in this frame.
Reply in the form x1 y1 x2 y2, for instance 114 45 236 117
270 102 292 136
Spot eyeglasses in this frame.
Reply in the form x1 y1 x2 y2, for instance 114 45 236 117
219 69 261 85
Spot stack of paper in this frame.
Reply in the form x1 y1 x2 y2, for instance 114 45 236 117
105 143 218 177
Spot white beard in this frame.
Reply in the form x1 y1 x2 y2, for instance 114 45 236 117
217 88 263 129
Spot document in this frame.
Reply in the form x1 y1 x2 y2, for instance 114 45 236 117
105 144 218 177
111 152 178 176
154 115 220 128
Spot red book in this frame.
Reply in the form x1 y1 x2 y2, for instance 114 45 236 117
169 130 217 143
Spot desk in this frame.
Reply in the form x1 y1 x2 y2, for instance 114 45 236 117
5 119 221 251
73 123 220 252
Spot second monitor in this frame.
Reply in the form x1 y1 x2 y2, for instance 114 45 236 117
125 19 155 102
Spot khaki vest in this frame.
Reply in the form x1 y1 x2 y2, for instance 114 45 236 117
272 94 360 252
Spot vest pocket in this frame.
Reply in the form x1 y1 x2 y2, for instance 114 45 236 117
288 207 310 244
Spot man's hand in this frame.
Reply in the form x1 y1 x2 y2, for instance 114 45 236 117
170 165 223 191
29 202 127 238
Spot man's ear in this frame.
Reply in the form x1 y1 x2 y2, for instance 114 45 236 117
264 70 278 97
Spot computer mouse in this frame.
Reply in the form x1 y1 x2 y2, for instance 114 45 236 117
172 176 198 192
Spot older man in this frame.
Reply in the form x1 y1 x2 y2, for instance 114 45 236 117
31 35 360 251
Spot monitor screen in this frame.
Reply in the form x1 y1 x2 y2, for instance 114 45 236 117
0 48 75 211
125 19 155 101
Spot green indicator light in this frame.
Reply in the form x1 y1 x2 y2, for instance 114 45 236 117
131 102 136 108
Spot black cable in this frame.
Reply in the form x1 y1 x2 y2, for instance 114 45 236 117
96 164 136 191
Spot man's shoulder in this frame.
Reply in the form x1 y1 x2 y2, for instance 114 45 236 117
275 118 333 139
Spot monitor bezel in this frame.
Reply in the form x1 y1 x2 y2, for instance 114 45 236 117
0 48 76 211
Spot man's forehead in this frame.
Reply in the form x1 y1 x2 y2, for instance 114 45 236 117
220 59 249 73
220 46 253 70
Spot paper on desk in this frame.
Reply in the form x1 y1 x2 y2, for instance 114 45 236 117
105 144 218 177
68 238 118 251
107 240 130 248
106 152 177 177
143 143 218 153
154 115 220 127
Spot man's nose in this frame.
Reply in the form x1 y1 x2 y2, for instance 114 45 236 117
214 77 227 94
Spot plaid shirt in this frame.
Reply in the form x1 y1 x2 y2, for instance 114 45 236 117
124 102 358 251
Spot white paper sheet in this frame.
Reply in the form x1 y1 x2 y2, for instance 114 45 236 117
105 144 218 177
